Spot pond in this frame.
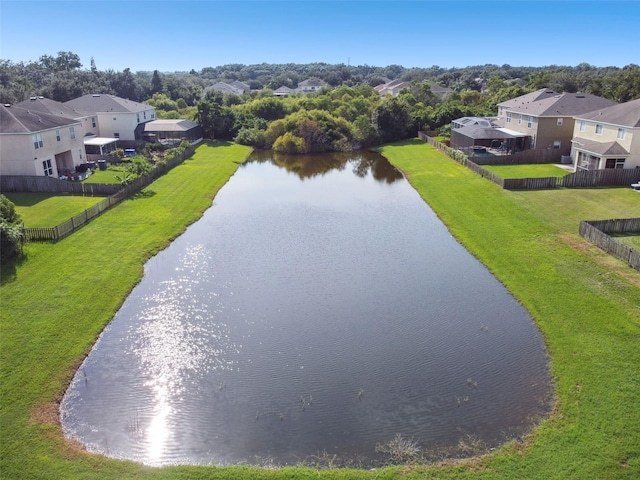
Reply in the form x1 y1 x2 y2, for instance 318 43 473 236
61 150 552 468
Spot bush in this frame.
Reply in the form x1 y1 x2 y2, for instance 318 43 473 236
272 132 307 154
0 195 24 263
235 127 267 148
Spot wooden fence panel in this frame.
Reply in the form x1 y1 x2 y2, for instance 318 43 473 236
579 219 640 271
473 149 562 165
561 168 640 188
24 227 56 242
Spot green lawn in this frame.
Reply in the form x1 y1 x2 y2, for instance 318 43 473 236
1 140 639 479
83 164 129 184
482 163 571 178
5 192 105 227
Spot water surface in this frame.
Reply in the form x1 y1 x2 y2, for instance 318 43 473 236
61 150 551 467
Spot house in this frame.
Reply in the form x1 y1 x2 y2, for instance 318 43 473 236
429 84 453 98
295 78 327 93
496 89 617 155
374 79 410 97
205 82 246 96
570 97 640 171
0 103 85 177
449 116 530 152
273 86 294 97
143 119 203 146
230 80 250 94
374 79 453 98
64 94 156 143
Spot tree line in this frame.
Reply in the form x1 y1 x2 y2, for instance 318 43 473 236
2 52 639 153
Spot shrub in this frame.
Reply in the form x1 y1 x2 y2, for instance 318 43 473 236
272 132 307 154
0 195 24 263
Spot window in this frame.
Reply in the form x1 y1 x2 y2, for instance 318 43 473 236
617 128 626 140
579 120 586 132
151 111 155 119
33 133 43 149
143 111 147 120
92 117 96 128
557 118 563 126
69 126 76 140
553 141 561 149
605 158 625 169
137 113 140 123
595 124 603 135
114 132 120 138
79 149 83 160
55 130 61 141
42 159 53 176
506 112 512 123
527 116 533 128
518 114 522 125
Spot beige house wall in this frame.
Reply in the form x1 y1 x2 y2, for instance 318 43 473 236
0 122 84 177
570 120 640 170
535 116 575 155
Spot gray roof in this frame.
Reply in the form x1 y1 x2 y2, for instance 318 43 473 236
453 125 516 140
15 96 86 119
230 80 250 92
298 78 326 87
572 137 630 156
575 97 640 128
64 94 152 115
0 104 80 134
206 82 243 94
144 119 199 132
273 86 294 95
498 88 617 117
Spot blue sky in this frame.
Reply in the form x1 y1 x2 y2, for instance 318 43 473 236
1 1 639 72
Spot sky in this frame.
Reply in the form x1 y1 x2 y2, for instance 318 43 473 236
1 0 639 73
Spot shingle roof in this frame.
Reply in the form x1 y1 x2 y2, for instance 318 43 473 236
15 96 85 119
0 104 79 134
206 82 243 94
572 137 629 156
230 80 250 92
575 98 640 128
273 86 294 94
298 78 326 87
498 88 617 117
64 94 151 115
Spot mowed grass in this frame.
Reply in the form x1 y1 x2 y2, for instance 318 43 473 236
83 164 129 184
6 192 105 227
1 139 639 479
482 163 571 178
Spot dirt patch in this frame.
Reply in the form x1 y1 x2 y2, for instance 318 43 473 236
559 233 640 289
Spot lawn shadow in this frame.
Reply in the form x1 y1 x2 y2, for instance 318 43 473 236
129 190 157 200
1 253 28 285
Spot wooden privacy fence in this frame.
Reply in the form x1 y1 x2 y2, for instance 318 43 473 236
579 218 640 271
418 133 640 190
20 145 196 242
1 175 121 195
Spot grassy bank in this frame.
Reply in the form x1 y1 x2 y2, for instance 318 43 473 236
1 140 639 479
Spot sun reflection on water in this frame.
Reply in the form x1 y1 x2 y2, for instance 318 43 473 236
128 244 239 463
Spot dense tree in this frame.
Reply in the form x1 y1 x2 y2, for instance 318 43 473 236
373 96 412 143
151 70 163 94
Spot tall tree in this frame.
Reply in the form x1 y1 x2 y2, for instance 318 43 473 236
151 70 163 94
